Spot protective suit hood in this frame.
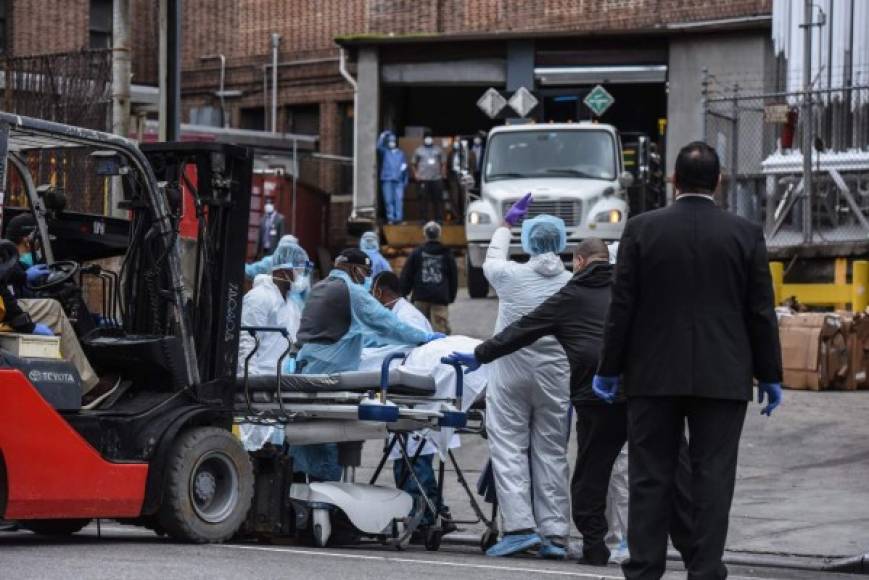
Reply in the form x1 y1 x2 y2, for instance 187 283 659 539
528 253 565 278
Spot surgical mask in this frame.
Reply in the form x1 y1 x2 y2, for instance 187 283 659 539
362 276 373 292
473 137 482 146
387 141 397 149
452 142 459 150
20 252 34 267
423 137 433 146
264 202 275 214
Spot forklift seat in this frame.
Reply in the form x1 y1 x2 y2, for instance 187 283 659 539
82 333 188 390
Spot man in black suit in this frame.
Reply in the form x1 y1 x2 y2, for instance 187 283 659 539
593 142 783 580
257 195 285 258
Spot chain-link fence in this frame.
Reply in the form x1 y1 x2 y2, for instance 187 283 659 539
703 76 869 250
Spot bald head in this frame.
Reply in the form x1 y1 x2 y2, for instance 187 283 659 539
573 237 609 272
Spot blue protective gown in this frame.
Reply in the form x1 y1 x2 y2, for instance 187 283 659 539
363 250 392 277
291 269 431 480
377 131 409 184
296 269 429 374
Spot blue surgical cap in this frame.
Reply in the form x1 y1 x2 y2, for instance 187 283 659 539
359 231 380 253
271 241 310 271
521 214 567 256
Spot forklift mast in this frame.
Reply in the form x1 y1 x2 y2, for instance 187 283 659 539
141 143 253 386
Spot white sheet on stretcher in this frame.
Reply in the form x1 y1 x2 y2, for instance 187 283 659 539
389 335 488 459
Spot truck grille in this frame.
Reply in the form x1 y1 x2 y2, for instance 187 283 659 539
503 199 582 227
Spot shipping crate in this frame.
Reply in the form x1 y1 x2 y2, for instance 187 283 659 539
0 332 62 359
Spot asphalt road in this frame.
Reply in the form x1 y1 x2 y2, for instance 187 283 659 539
1 524 866 580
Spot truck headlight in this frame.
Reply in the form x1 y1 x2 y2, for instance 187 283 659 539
594 209 623 224
468 211 491 225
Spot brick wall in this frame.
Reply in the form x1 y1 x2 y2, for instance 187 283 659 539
8 0 89 56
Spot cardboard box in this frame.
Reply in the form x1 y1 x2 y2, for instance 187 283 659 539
836 310 869 390
778 313 849 390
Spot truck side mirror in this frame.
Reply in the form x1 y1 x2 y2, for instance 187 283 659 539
618 171 634 189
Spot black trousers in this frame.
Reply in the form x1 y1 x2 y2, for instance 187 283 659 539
623 396 748 580
419 179 444 222
572 402 694 564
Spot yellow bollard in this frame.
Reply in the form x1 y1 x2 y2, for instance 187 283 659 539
834 258 848 311
852 260 869 312
769 261 784 306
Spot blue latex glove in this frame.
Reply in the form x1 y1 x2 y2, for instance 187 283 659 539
504 192 533 226
592 374 620 403
444 351 481 373
757 382 782 416
32 323 53 336
26 264 50 285
423 332 447 344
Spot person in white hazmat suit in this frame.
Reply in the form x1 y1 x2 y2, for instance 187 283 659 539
237 242 312 450
359 270 432 371
244 234 300 280
483 194 572 558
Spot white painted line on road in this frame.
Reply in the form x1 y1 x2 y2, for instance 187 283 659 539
216 544 623 579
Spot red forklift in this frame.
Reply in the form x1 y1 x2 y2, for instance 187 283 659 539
0 112 256 542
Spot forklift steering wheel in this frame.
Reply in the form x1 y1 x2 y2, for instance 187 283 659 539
28 260 81 291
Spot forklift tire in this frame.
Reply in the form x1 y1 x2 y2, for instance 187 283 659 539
23 519 90 536
157 426 254 544
467 256 489 299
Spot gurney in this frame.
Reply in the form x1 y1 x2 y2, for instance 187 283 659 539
234 328 490 550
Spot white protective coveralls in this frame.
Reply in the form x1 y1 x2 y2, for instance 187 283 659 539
483 225 572 539
237 274 302 450
237 274 301 376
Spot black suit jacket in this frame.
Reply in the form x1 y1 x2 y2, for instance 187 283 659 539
257 212 285 258
597 195 782 401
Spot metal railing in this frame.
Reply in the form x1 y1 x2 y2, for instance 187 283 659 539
703 75 869 250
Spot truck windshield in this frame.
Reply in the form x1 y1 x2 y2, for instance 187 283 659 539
485 129 617 182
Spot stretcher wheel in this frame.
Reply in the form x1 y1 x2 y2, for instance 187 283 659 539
480 529 498 552
22 519 90 536
312 508 331 548
424 528 442 551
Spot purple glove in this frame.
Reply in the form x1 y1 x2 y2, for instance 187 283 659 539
504 192 533 226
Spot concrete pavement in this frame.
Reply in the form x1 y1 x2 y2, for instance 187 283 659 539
1 524 866 580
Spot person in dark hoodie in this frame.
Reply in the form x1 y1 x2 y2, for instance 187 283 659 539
446 237 696 567
399 221 457 334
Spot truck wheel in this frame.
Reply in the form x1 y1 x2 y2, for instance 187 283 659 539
157 426 254 544
23 519 91 536
467 256 489 299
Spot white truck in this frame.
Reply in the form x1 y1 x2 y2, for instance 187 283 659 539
464 122 634 298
